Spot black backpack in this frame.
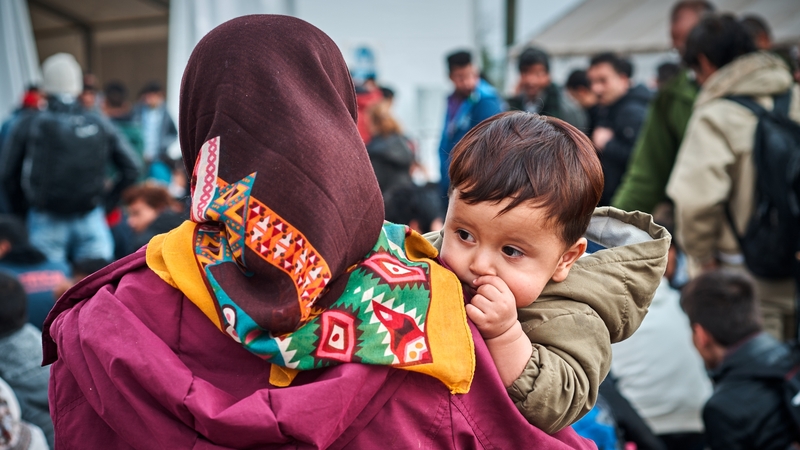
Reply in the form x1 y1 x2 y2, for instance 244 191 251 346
21 105 109 215
724 90 800 282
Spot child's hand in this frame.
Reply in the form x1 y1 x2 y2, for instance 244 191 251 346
465 275 518 340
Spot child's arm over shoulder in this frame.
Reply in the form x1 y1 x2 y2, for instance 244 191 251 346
511 299 610 433
513 207 670 433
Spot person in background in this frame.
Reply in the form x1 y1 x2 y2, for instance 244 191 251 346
587 53 651 206
0 53 140 264
132 81 178 185
680 270 798 449
740 15 772 50
438 50 504 201
103 81 148 259
655 62 681 90
611 0 715 213
103 81 144 166
0 377 49 450
740 15 797 76
366 101 415 194
78 73 99 111
565 69 599 136
0 216 69 330
354 75 383 145
0 273 53 448
0 87 43 216
666 13 798 341
383 183 443 234
379 86 395 106
121 183 186 255
508 47 587 130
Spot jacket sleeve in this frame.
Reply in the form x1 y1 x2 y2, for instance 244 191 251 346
105 121 142 211
508 300 611 434
611 94 684 214
666 108 736 263
0 115 33 216
604 101 647 158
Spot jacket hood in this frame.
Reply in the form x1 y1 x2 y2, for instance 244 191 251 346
710 332 792 382
695 51 793 108
530 207 669 343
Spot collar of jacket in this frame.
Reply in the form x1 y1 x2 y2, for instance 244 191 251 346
710 332 790 383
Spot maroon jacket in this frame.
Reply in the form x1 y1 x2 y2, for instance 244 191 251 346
42 249 594 449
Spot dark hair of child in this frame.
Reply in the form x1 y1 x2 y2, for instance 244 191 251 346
448 111 603 246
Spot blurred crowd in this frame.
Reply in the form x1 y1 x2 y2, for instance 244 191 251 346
0 0 799 448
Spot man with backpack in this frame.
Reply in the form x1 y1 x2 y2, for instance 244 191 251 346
0 53 140 264
680 269 798 449
667 14 799 341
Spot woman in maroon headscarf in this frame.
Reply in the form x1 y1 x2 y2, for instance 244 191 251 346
42 15 592 449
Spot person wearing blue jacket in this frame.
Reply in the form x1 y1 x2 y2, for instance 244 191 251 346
438 51 504 202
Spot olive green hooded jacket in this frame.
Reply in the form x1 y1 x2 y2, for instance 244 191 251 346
426 207 670 433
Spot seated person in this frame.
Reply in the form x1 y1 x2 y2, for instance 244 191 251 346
426 111 669 432
0 377 49 450
384 182 443 234
680 269 798 449
0 272 53 448
122 183 186 254
41 15 595 448
0 215 69 329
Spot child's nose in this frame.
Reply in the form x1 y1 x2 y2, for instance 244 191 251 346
468 251 495 277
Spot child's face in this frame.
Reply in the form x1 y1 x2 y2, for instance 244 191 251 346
439 191 585 308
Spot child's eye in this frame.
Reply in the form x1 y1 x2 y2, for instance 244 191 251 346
457 229 475 242
502 246 523 257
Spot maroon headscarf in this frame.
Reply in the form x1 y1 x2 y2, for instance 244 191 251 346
178 15 384 334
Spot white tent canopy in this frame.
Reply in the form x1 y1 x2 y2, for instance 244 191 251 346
521 0 800 57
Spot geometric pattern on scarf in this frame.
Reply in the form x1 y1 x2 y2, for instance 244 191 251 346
275 223 434 369
192 137 332 325
189 138 437 371
197 220 435 370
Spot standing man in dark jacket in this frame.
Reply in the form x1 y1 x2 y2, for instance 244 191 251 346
508 48 587 130
612 0 715 213
0 53 140 264
587 53 651 205
680 270 798 450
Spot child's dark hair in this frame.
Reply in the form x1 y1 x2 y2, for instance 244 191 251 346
449 111 603 245
680 269 762 346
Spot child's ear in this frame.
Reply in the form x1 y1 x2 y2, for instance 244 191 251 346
551 237 586 282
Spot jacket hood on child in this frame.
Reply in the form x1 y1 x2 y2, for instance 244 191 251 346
426 206 670 433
